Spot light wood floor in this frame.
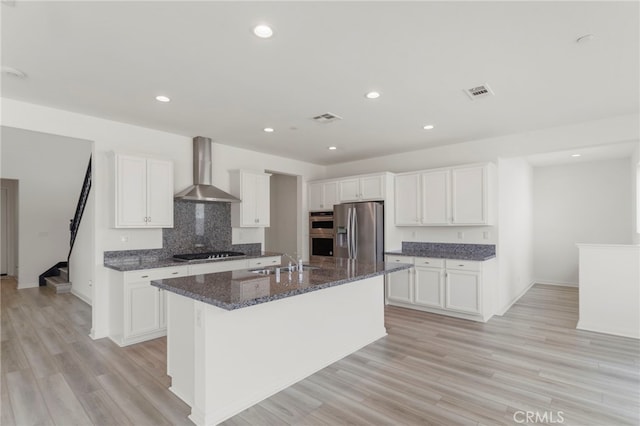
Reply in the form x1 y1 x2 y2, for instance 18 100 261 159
2 278 638 425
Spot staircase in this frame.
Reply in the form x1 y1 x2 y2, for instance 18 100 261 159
38 156 91 294
45 266 71 293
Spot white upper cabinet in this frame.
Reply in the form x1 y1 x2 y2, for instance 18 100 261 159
451 165 487 225
421 170 451 225
338 173 386 202
394 173 421 225
395 163 494 226
113 154 174 228
231 170 271 227
308 181 339 211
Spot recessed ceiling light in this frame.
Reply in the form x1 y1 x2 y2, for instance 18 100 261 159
571 154 581 157
253 25 273 39
328 146 337 150
576 34 594 44
423 124 435 130
263 127 275 133
155 95 170 103
365 91 381 99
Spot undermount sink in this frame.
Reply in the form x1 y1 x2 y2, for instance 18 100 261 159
250 265 320 275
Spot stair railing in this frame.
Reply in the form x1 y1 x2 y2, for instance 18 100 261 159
69 156 92 259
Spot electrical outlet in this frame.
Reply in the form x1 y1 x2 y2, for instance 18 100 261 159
457 231 464 240
120 236 129 242
483 231 490 240
411 231 417 239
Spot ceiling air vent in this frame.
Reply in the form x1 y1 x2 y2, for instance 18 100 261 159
464 84 494 100
311 112 343 124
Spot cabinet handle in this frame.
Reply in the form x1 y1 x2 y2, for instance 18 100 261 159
148 217 151 222
143 217 147 222
172 272 179 275
458 264 464 267
320 204 324 208
141 275 149 278
256 262 262 265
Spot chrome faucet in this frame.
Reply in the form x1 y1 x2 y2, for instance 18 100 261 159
282 253 300 271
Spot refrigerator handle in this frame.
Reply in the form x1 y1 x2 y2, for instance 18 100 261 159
346 207 352 258
352 208 358 260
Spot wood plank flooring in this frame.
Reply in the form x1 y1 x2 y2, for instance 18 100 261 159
1 278 638 425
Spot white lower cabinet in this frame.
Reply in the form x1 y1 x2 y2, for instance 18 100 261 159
385 255 496 322
108 256 282 347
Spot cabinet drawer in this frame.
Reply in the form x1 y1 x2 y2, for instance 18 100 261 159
247 256 281 268
188 259 248 275
124 266 188 282
386 255 413 264
445 260 481 272
414 257 444 268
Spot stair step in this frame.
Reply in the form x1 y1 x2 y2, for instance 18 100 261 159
45 276 71 294
58 267 69 282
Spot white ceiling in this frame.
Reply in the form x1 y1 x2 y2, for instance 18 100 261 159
2 1 638 165
526 140 639 167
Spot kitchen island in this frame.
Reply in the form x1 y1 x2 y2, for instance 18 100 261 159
152 259 411 426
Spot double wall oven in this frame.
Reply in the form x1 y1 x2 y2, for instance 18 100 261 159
309 211 334 260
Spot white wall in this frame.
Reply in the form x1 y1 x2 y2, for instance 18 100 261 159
497 157 534 314
324 114 639 178
0 97 324 339
265 173 298 256
533 158 632 286
577 244 640 339
0 127 92 288
210 142 325 259
632 142 640 244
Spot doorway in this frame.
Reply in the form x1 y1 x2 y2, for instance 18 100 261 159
265 172 301 259
0 178 19 278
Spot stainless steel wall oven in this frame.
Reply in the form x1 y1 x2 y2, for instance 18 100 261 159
309 212 334 260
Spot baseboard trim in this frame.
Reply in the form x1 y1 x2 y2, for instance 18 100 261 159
535 280 578 288
496 280 536 316
71 288 92 306
577 320 640 340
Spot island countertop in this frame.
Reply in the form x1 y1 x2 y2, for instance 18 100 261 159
151 259 412 310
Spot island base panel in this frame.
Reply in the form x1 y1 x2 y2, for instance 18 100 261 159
167 275 386 426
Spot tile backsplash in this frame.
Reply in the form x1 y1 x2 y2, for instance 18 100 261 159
163 201 232 253
104 201 261 262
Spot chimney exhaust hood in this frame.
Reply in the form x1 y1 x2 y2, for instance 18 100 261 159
174 136 241 203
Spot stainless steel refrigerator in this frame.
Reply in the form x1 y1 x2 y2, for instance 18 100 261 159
334 201 384 263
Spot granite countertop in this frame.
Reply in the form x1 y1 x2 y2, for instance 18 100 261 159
151 259 412 310
386 242 496 261
104 251 283 272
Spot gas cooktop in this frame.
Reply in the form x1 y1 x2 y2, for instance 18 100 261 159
173 251 246 262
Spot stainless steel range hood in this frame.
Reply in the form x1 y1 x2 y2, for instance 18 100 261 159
174 136 241 203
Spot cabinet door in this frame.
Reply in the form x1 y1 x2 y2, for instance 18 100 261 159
451 166 486 224
308 182 324 211
421 170 450 225
445 270 481 314
360 175 385 200
338 178 360 202
414 267 444 308
146 158 174 227
395 173 421 225
116 155 147 227
323 181 339 210
255 173 270 226
126 282 161 338
386 268 413 304
241 172 258 226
